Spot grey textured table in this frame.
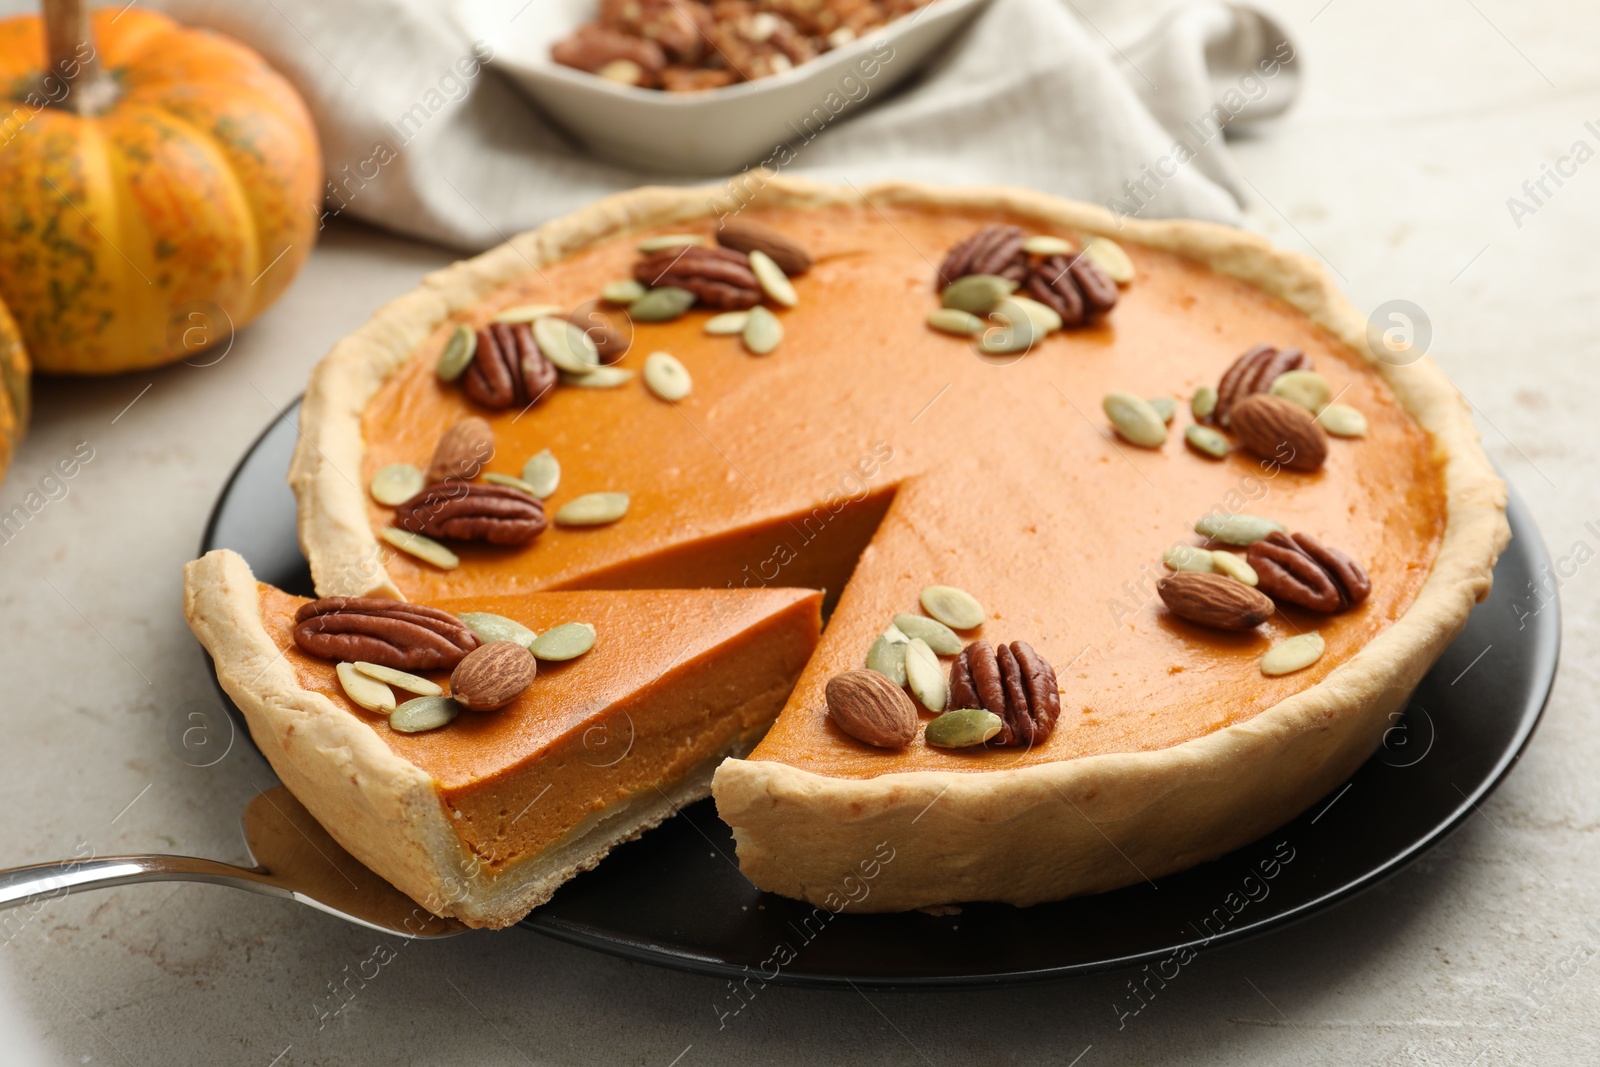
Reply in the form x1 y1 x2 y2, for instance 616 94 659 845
3 1 1597 1063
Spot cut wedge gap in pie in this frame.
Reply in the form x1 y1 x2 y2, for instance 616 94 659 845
548 484 899 621
185 178 1507 926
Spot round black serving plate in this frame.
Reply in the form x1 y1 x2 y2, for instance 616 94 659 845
204 400 1559 988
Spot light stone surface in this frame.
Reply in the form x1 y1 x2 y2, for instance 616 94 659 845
2 1 1598 1063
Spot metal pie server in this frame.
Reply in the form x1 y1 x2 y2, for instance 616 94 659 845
0 787 466 938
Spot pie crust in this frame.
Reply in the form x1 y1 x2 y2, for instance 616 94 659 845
281 177 1508 914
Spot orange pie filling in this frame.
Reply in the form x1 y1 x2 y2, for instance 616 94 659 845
346 203 1443 793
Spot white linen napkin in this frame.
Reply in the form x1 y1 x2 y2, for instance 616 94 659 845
149 0 1299 251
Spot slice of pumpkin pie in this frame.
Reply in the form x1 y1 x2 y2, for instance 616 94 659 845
230 177 1505 918
183 548 820 928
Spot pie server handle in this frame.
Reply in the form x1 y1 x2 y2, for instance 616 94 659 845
0 855 462 938
0 853 289 911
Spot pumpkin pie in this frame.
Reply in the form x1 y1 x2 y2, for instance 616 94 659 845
191 177 1507 923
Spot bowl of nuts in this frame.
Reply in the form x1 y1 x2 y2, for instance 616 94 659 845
455 0 994 174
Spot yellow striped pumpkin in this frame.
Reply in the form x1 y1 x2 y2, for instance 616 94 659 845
0 3 322 373
0 298 28 483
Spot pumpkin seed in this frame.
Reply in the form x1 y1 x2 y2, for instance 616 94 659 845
941 274 1017 315
370 463 424 506
994 295 1063 336
704 311 750 335
562 365 634 388
743 305 783 354
1083 237 1135 284
1211 551 1260 586
866 627 909 685
492 304 563 324
1191 385 1218 420
337 662 396 714
1184 424 1231 459
904 638 948 713
601 279 647 305
1103 391 1168 447
531 622 596 661
925 707 1003 748
927 308 984 336
1261 632 1326 676
748 249 798 307
533 316 600 374
483 472 541 495
976 316 1041 356
636 234 704 252
353 662 443 696
390 695 461 733
1022 234 1075 256
1269 370 1332 412
435 324 476 382
892 613 963 656
643 351 692 401
521 450 560 498
920 585 985 630
554 492 629 526
379 528 459 570
458 611 537 649
1163 544 1215 573
1320 403 1368 438
629 286 697 322
1148 396 1176 424
1193 513 1286 546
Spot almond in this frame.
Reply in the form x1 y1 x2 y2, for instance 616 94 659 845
426 416 495 484
714 219 812 276
825 669 918 748
1157 571 1274 631
1228 393 1327 472
449 640 537 711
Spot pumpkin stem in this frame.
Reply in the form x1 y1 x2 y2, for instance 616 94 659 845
41 0 114 115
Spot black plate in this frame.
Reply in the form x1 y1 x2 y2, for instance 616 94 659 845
204 400 1559 988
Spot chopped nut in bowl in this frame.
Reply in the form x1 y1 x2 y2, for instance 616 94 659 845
454 0 995 173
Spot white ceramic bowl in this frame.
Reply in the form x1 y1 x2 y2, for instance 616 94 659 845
455 0 994 174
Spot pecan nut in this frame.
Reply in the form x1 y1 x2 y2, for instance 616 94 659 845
1247 532 1371 612
661 66 738 91
634 246 761 309
706 13 817 80
715 218 812 276
1066 255 1119 314
936 224 1027 287
1214 344 1312 426
551 26 667 87
1023 253 1118 326
393 482 548 545
293 597 481 671
948 640 1061 748
599 0 711 64
463 322 556 411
